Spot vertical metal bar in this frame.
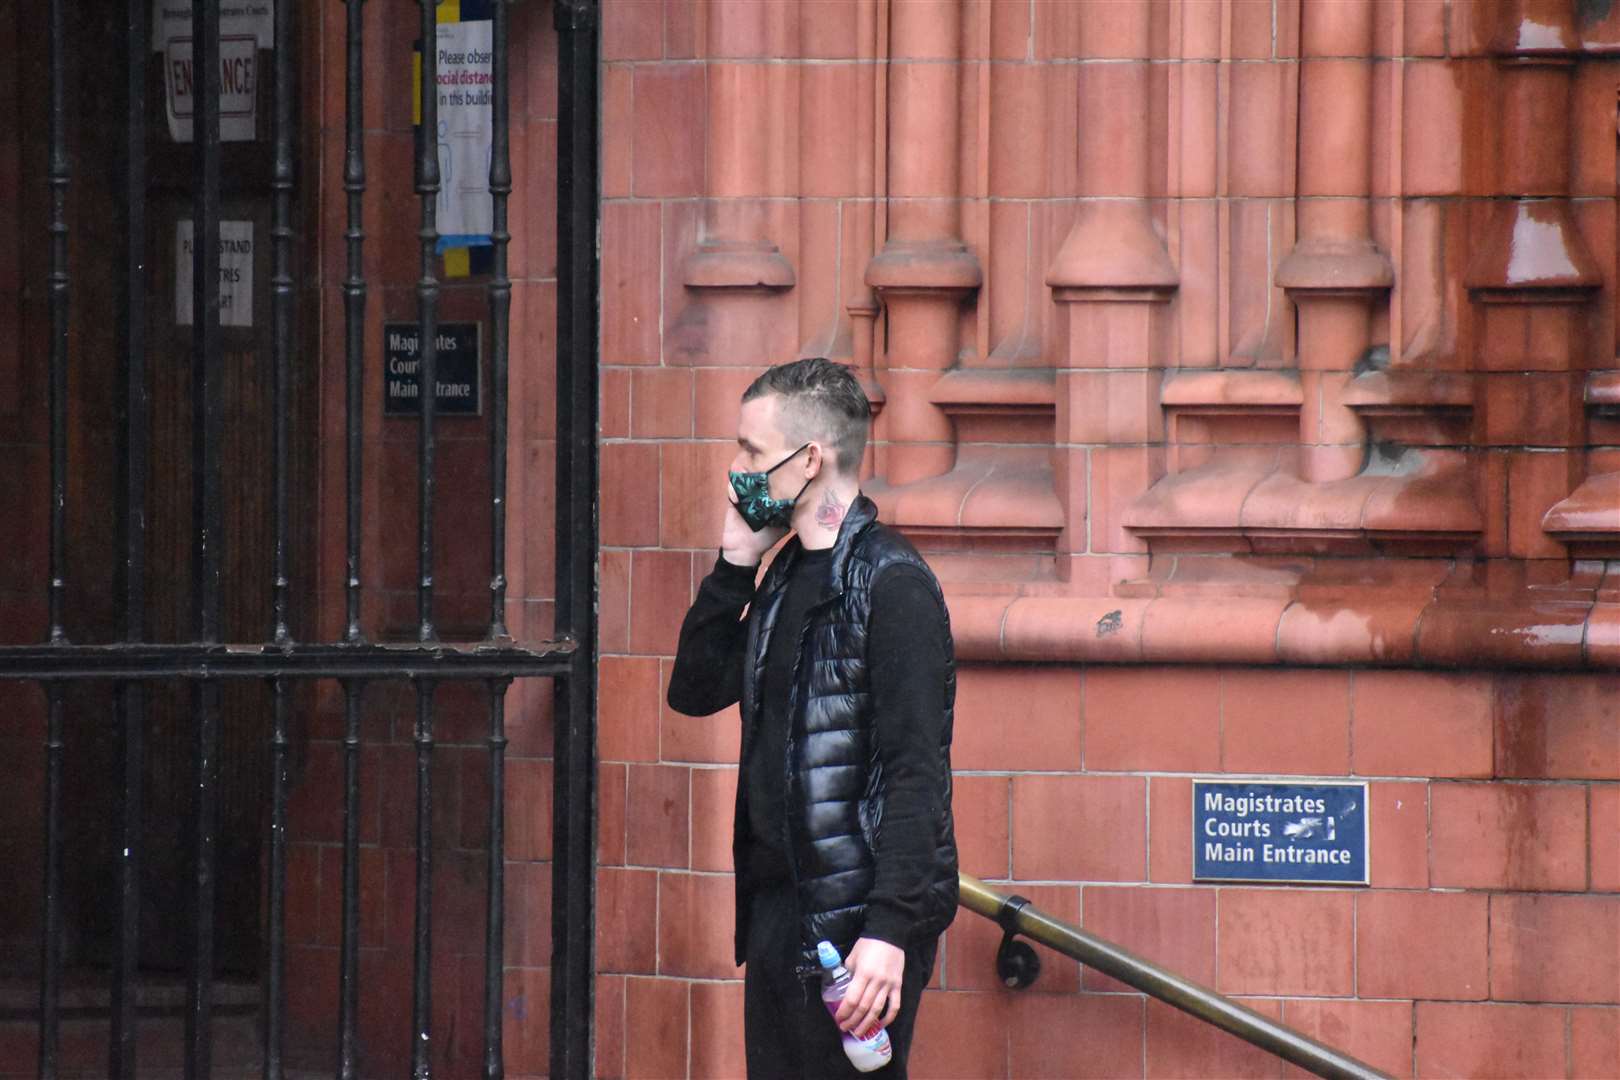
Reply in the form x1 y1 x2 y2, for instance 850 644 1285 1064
186 0 223 1073
270 0 294 646
263 680 289 1080
110 0 149 1071
187 679 223 1080
482 681 509 1080
39 0 70 1073
343 0 366 644
263 0 296 1068
486 0 511 642
263 2 296 1071
38 687 64 1080
264 1 295 1073
111 682 144 1080
189 0 222 647
45 0 68 647
393 33 450 1054
117 0 148 662
482 19 512 1067
337 681 364 1080
415 0 440 643
411 680 437 1079
551 3 600 1077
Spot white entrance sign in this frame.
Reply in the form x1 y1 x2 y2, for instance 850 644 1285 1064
151 1 275 143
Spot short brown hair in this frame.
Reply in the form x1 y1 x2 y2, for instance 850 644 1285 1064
741 358 872 476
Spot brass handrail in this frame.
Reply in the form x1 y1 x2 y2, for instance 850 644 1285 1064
958 873 1391 1080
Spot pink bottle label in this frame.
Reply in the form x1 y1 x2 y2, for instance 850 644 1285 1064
824 999 889 1049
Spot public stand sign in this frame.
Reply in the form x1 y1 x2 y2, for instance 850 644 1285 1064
175 220 254 328
383 322 482 417
1192 780 1369 886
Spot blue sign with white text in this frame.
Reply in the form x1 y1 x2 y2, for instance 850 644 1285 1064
1193 781 1369 885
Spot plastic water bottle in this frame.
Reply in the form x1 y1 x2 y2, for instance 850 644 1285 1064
816 940 894 1072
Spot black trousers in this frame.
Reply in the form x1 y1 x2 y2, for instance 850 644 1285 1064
743 882 937 1080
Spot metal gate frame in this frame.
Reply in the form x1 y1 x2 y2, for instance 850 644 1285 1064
2 1 600 1077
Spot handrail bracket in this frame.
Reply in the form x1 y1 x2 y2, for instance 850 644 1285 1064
993 893 1042 990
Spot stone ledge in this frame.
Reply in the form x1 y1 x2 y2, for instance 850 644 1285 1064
1276 236 1394 294
1464 201 1602 296
1342 370 1474 413
1587 372 1620 416
945 588 1620 669
865 240 982 291
1045 201 1177 292
681 241 795 290
1543 472 1620 556
929 367 1056 413
1124 451 1481 557
1160 369 1302 411
1343 370 1475 445
867 452 1063 554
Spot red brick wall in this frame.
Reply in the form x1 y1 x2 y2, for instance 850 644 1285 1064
597 659 1620 1077
595 1 1620 1077
4 1 1618 1076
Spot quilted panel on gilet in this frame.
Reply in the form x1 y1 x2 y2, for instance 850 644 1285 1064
734 495 959 970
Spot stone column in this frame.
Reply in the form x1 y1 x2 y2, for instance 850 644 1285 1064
1466 0 1598 560
676 0 795 362
1276 0 1392 483
983 21 1048 369
865 0 980 486
1046 0 1176 587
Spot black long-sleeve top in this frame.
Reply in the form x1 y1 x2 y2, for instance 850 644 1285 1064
666 549 949 948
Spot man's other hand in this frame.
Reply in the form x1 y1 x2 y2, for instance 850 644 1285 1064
834 937 904 1036
721 483 786 567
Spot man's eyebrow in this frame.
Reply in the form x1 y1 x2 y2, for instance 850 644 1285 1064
737 436 758 452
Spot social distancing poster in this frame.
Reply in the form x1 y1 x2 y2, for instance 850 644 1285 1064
414 0 495 274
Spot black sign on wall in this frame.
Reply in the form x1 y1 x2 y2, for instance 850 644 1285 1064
383 322 482 416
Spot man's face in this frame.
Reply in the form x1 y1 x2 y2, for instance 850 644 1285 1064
733 394 808 500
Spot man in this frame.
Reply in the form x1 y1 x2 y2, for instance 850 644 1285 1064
667 358 958 1078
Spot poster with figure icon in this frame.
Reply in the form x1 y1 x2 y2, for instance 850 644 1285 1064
415 3 494 252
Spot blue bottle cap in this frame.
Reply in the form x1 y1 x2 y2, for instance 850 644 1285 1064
816 941 841 969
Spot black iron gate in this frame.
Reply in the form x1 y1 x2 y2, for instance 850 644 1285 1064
2 0 599 1076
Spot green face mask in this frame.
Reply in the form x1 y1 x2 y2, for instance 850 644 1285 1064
728 443 811 532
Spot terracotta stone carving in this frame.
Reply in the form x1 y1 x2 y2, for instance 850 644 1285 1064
670 0 796 366
865 0 982 487
604 0 1620 669
1277 0 1393 484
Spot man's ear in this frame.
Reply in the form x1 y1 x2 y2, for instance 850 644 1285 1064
804 441 825 481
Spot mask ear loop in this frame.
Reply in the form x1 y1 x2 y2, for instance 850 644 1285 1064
756 443 814 524
781 443 816 506
763 442 812 476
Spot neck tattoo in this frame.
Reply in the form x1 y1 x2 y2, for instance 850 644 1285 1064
815 489 846 530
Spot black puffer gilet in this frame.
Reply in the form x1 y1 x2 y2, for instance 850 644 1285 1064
732 494 958 970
